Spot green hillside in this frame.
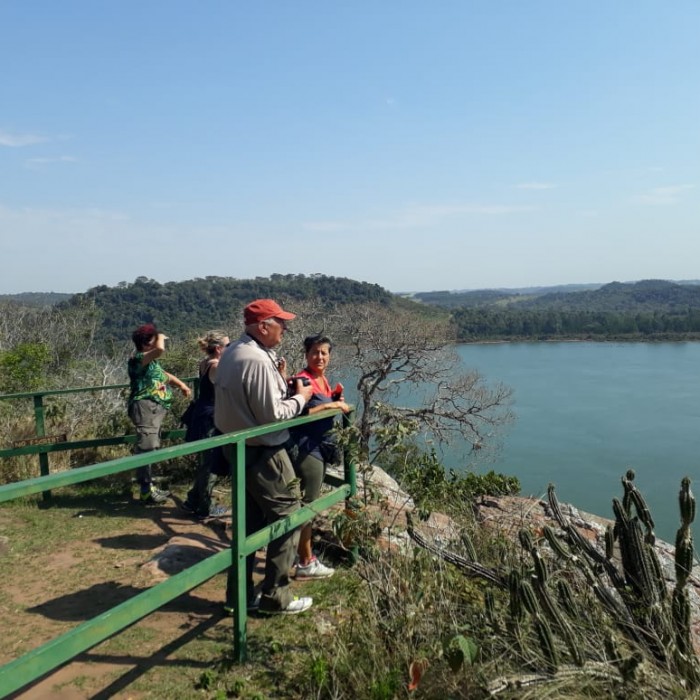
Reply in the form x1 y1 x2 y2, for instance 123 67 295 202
58 274 397 343
415 280 700 313
519 279 700 312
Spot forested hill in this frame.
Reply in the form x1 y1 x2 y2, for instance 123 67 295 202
517 280 700 312
58 274 394 343
446 280 700 341
415 280 700 313
412 283 602 309
0 292 72 307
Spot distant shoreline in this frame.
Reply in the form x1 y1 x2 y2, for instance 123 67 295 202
458 334 700 345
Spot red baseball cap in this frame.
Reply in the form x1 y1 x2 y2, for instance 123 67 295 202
244 299 296 324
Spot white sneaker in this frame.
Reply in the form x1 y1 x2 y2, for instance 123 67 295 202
295 556 335 579
259 595 313 615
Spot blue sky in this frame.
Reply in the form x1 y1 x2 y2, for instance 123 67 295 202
1 1 698 294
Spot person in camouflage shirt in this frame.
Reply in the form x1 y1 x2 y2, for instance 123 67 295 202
128 323 191 503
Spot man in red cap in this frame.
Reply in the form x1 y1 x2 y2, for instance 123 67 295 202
215 299 315 614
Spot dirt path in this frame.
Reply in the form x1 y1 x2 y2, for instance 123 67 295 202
0 492 269 699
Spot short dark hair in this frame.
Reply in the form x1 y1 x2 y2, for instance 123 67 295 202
303 334 332 353
132 323 158 351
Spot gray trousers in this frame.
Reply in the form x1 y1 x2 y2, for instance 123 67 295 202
225 444 301 612
128 399 168 489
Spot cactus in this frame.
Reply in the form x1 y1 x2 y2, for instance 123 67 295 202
534 617 558 673
547 475 700 686
518 528 535 553
680 476 696 525
519 578 540 618
543 525 572 561
622 470 656 541
485 589 497 625
557 579 578 619
669 477 700 684
604 525 615 560
409 473 700 687
508 569 523 621
460 530 478 562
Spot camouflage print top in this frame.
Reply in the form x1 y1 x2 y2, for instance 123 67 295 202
127 353 173 408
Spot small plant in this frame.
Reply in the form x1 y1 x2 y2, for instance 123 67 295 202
378 442 519 519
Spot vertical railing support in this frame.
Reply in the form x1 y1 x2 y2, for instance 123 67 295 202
33 394 51 501
343 412 358 563
229 440 248 662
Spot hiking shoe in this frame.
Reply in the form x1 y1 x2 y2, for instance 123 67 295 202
294 557 335 579
223 593 261 615
259 596 313 616
140 487 169 504
182 502 228 519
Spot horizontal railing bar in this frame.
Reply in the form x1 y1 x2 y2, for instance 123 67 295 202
0 431 186 458
0 379 198 401
244 486 351 553
0 409 345 503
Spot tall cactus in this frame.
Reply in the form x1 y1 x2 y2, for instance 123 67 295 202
547 474 700 687
671 477 698 683
407 473 700 688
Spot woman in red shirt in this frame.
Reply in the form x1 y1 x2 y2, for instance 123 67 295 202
291 334 350 578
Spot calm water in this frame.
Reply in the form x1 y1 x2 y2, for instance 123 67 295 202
450 342 700 542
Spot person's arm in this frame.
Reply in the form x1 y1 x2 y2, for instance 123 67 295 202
166 371 192 398
245 360 312 423
140 333 167 366
207 358 220 382
307 400 350 415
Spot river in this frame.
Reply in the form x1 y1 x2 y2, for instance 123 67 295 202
449 341 700 542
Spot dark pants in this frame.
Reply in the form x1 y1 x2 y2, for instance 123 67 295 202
224 444 301 612
128 399 168 490
185 416 219 516
295 451 326 505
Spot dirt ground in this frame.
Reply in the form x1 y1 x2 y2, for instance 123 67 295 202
0 490 276 700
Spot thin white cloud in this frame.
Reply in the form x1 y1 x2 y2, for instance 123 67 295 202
0 202 129 228
633 184 695 206
303 202 535 232
516 182 557 190
0 130 48 147
24 156 77 169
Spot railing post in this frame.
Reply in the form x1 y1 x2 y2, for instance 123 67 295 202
342 411 356 500
228 439 248 662
33 394 52 501
343 411 358 563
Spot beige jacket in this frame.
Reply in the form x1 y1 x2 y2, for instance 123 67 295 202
214 333 305 446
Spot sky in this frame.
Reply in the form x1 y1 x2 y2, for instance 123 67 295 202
1 1 698 295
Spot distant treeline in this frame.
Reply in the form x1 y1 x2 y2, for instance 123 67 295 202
452 307 700 341
58 274 394 343
418 279 700 313
0 292 72 307
14 277 700 345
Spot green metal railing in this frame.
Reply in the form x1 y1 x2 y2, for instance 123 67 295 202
0 388 356 698
0 379 201 486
